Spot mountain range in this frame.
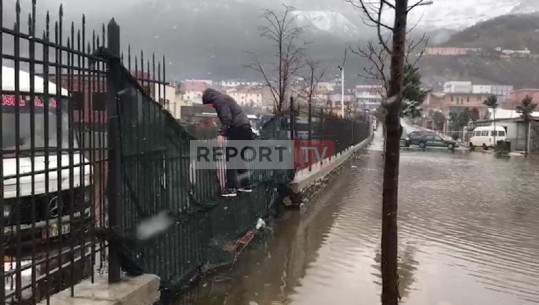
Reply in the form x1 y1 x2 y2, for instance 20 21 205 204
12 0 539 82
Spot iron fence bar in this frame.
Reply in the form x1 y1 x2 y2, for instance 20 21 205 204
3 240 93 278
0 27 108 61
87 28 98 284
4 242 99 299
0 0 5 302
43 11 52 305
162 56 166 108
152 53 156 102
106 18 122 284
28 0 38 299
1 54 107 72
55 6 66 293
67 22 76 297
13 2 23 301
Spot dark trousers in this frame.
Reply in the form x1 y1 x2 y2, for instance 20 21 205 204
226 125 252 189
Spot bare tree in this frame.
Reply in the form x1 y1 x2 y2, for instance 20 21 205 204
351 35 428 98
246 5 306 115
345 1 431 304
301 59 327 141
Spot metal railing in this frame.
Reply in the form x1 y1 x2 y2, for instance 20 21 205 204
291 105 371 170
0 1 167 303
1 2 367 305
106 69 293 300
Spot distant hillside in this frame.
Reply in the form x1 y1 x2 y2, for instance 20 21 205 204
418 13 539 89
418 56 539 88
444 13 539 52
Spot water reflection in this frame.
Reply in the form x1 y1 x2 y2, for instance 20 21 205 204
188 150 539 305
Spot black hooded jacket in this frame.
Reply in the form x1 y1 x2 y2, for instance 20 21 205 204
202 88 251 137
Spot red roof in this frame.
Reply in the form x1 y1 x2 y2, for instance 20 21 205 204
183 80 209 93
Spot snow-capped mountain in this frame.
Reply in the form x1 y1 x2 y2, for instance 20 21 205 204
292 11 363 40
42 0 539 35
29 0 539 79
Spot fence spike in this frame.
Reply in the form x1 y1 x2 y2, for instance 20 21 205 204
46 11 50 38
92 30 96 51
82 15 86 55
58 4 63 45
157 61 162 105
140 50 144 86
71 21 75 49
15 1 20 31
54 21 58 44
152 52 156 84
102 23 106 47
162 55 166 102
31 0 36 34
128 45 132 71
27 13 31 34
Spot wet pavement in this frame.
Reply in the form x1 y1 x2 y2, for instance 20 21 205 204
186 136 539 305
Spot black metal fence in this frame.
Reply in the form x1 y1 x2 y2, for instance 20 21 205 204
0 1 169 303
291 104 371 170
1 2 370 304
0 1 294 304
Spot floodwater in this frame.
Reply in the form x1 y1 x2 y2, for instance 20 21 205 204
187 134 539 305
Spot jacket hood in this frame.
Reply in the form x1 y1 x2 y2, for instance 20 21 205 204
202 88 221 104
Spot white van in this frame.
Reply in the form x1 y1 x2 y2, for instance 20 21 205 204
469 125 507 149
2 66 92 269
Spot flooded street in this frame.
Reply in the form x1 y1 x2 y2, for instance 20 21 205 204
188 142 539 305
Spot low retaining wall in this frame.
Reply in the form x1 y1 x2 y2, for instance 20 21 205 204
38 274 160 305
290 136 373 202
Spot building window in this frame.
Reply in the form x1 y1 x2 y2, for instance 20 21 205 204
467 97 470 103
451 96 454 102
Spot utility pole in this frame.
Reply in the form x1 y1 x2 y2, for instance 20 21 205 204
340 67 345 117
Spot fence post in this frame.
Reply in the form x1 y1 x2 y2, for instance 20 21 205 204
106 18 122 284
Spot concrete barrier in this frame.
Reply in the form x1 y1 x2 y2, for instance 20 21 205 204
290 136 373 196
38 274 160 305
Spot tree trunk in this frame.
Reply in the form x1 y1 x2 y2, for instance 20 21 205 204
382 1 408 305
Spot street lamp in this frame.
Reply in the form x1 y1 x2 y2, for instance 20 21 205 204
338 49 348 118
338 65 344 118
418 0 434 6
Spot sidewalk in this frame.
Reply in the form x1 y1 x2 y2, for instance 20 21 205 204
368 128 384 152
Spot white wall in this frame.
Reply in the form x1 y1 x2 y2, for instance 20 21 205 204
444 81 472 93
498 121 527 150
472 85 492 94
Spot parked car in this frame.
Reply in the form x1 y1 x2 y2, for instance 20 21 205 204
404 130 436 147
469 125 507 149
417 134 459 150
2 66 93 295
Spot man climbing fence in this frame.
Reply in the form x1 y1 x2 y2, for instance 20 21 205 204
202 88 255 197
